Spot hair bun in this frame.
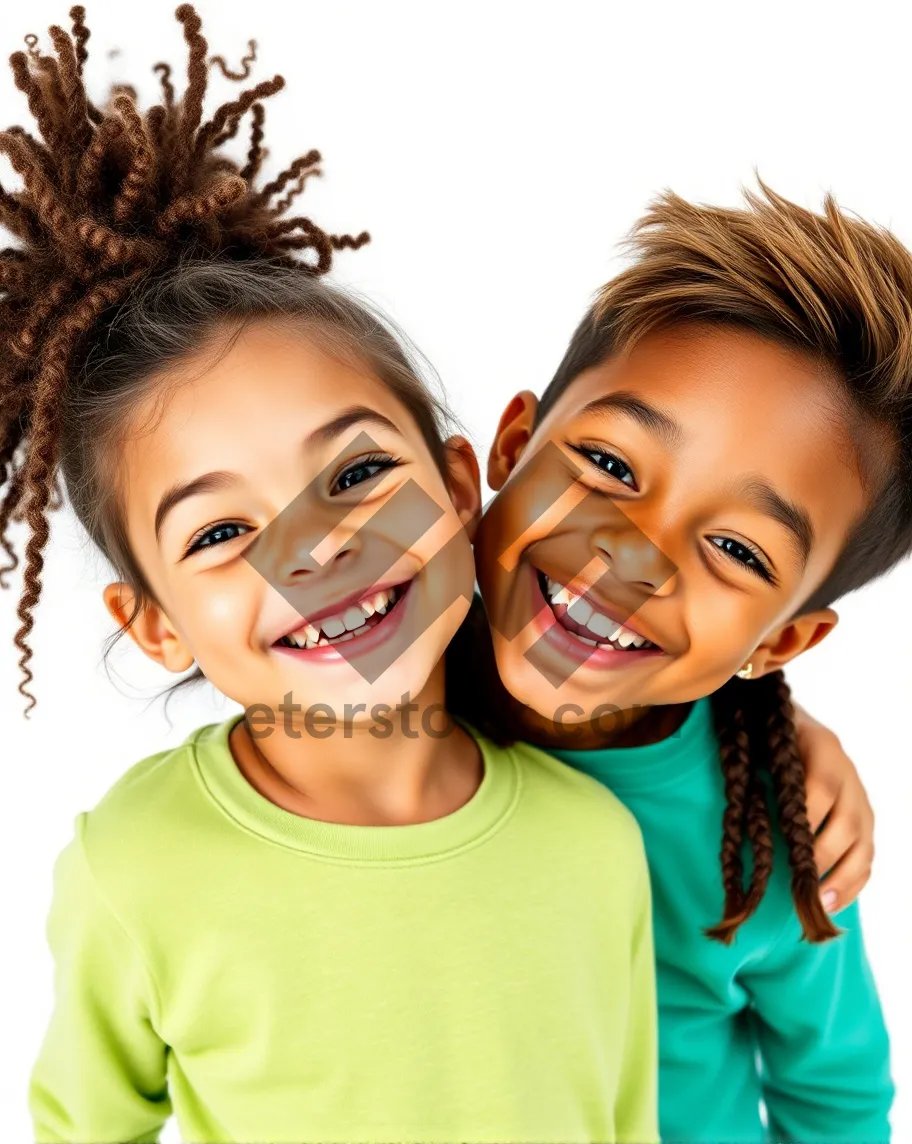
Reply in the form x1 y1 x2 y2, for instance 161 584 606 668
0 4 369 713
1 5 368 304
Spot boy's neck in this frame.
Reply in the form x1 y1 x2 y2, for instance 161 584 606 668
229 666 483 827
510 695 692 752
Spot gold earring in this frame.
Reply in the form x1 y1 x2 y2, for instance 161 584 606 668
736 662 753 680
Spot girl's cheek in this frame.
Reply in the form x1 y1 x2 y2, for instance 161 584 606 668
185 581 256 651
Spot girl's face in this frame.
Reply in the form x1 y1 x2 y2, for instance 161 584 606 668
108 319 480 725
474 323 875 730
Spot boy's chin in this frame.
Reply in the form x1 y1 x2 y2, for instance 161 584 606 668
495 654 648 726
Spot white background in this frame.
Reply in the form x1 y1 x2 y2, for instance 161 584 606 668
1 0 910 1138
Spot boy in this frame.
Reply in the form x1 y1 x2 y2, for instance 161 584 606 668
456 179 905 1142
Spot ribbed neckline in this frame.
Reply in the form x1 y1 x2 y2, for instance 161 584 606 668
189 713 521 865
548 697 717 794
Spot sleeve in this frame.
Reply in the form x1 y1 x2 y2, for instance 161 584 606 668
614 849 660 1144
742 899 894 1144
29 814 172 1144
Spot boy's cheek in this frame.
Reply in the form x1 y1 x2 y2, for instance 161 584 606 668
478 445 581 564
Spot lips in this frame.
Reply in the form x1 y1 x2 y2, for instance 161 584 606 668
520 565 668 674
537 571 664 652
271 579 411 651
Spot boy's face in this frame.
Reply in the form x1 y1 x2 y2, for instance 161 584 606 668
474 323 872 730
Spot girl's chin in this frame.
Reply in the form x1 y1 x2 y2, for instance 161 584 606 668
265 662 440 718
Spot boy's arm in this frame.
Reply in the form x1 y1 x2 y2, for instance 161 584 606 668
30 815 172 1144
794 703 874 910
614 846 660 1144
743 899 893 1144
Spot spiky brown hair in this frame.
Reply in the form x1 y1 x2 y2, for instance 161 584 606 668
0 5 369 714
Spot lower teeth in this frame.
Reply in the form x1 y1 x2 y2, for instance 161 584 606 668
284 587 403 649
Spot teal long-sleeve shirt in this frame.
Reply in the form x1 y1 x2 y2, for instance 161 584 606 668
549 696 894 1144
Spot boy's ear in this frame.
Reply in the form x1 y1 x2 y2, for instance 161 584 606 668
103 583 195 673
443 435 483 540
749 608 838 678
488 391 539 491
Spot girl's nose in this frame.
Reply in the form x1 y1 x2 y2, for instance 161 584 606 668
247 495 365 588
275 503 365 582
277 536 360 584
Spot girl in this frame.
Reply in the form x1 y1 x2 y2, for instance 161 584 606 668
453 183 905 1142
9 9 659 1143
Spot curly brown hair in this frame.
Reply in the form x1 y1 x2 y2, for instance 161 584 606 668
451 181 912 947
0 6 455 718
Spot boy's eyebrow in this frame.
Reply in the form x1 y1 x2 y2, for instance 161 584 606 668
154 406 403 543
578 391 683 447
574 391 814 566
736 476 815 567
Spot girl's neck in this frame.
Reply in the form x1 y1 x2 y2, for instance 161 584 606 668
228 665 483 827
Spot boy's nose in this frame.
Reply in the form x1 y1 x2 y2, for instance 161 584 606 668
592 521 677 597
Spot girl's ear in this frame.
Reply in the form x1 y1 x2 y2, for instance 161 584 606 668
443 435 483 541
488 391 539 491
748 608 838 678
103 583 195 673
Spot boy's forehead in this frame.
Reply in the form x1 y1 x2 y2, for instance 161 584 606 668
545 324 837 428
530 323 870 562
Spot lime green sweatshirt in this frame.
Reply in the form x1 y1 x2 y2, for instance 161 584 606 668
550 696 894 1144
30 714 658 1144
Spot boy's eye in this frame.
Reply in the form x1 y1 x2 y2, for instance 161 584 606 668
569 443 638 489
710 536 775 584
331 453 400 495
184 521 252 557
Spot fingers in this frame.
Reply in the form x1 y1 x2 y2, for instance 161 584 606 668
792 714 842 834
805 777 838 836
819 842 874 913
814 812 860 879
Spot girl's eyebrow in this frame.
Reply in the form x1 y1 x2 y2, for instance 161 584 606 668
309 406 401 446
155 471 239 544
153 407 404 544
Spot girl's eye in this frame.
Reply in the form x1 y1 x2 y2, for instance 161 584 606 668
331 453 400 495
184 522 252 557
709 536 775 584
569 443 638 489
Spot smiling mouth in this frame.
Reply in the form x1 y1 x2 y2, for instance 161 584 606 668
537 570 664 653
274 580 411 651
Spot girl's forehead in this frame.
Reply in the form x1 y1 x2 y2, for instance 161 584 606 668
115 326 434 553
156 325 404 423
126 326 414 474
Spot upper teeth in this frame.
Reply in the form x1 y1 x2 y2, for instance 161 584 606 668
280 587 398 649
543 576 653 649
